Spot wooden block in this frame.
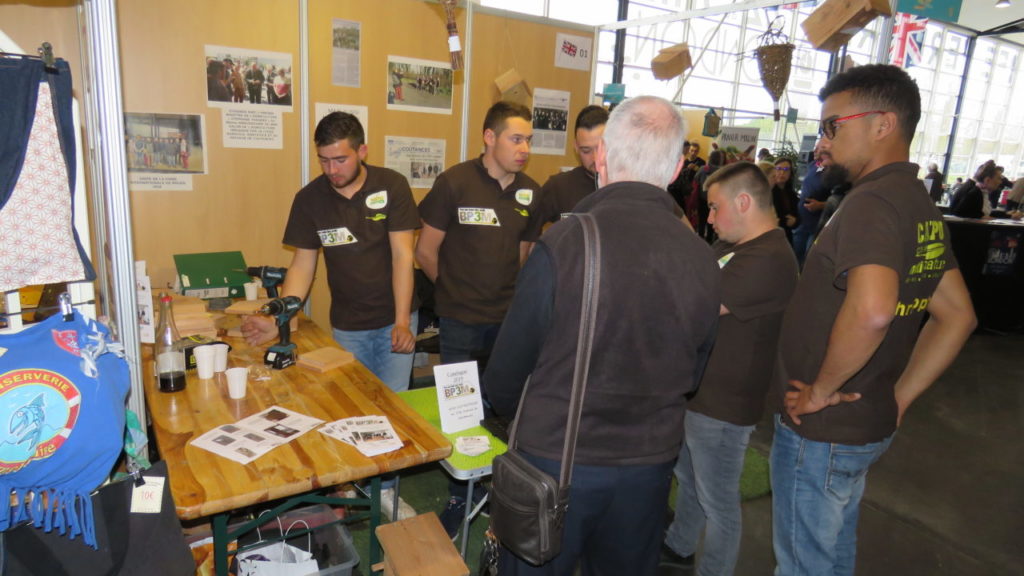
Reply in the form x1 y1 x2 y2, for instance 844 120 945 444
296 346 355 373
375 513 469 576
651 42 692 80
802 0 892 53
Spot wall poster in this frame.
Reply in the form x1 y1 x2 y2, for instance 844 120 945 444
386 56 453 115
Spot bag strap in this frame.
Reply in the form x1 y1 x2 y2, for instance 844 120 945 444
504 213 600 490
559 212 600 488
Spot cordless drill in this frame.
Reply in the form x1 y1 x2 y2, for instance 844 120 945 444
246 266 287 298
259 296 302 369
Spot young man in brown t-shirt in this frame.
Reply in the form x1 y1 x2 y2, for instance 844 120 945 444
415 101 543 537
663 162 797 575
771 64 977 575
535 105 608 224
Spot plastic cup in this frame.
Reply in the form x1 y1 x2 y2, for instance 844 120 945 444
194 345 216 380
244 282 258 301
211 343 230 373
226 367 248 399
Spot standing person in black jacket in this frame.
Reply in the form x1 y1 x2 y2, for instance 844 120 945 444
483 95 720 576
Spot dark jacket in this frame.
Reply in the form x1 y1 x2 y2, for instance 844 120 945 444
950 179 984 218
483 182 719 466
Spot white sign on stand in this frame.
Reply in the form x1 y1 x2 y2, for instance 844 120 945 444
433 361 484 434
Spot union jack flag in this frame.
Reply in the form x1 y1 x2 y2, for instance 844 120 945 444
890 12 928 68
562 40 578 58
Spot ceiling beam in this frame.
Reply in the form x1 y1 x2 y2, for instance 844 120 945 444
599 0 802 32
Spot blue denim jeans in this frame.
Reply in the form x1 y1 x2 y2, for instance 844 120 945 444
665 410 754 576
498 451 673 576
438 316 501 365
438 317 501 500
332 311 417 392
770 414 893 576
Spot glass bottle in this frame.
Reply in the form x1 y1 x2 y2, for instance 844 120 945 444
155 292 186 392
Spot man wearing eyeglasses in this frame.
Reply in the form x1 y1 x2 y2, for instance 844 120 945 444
770 64 977 576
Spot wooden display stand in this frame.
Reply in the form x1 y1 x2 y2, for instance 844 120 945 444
802 0 893 53
372 513 469 576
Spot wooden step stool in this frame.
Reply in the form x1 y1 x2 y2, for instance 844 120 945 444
372 512 469 576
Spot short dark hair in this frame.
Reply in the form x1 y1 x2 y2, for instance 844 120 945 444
705 161 772 210
483 101 532 135
314 112 365 148
206 59 225 77
973 160 1002 182
708 149 724 166
819 64 921 144
575 105 609 132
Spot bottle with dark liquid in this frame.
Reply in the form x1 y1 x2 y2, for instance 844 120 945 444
155 292 186 392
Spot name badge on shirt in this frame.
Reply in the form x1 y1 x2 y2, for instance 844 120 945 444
458 207 501 226
318 226 358 246
717 251 735 269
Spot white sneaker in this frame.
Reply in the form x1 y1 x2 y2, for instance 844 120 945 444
380 488 417 522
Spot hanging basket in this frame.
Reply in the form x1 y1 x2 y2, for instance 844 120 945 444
755 16 794 122
756 43 794 121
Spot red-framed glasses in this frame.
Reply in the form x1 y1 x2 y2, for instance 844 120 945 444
819 110 886 140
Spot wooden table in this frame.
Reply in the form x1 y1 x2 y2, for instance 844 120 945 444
143 316 451 575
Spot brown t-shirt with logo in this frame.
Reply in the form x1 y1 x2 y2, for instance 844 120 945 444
537 165 599 224
690 228 798 426
282 165 420 331
417 157 543 324
775 162 957 444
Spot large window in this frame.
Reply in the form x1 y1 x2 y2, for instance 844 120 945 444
485 0 1024 182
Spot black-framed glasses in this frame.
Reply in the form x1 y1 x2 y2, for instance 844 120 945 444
819 110 886 139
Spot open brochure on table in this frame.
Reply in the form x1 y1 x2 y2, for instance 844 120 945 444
190 405 324 465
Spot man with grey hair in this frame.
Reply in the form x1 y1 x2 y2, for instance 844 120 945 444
483 95 720 574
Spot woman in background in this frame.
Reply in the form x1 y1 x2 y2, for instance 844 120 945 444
771 157 800 245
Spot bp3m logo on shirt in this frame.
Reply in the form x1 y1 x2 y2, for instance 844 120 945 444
318 227 358 246
458 207 501 226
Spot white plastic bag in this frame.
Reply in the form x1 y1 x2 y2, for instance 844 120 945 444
236 517 320 576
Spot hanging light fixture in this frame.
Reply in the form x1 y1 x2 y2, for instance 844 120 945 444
996 0 1011 8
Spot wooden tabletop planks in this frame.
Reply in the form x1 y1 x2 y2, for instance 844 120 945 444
143 316 451 520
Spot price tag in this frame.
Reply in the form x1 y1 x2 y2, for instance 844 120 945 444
130 476 165 514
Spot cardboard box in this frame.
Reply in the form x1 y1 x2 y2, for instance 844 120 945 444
174 251 251 299
494 68 530 106
651 42 692 80
802 0 892 53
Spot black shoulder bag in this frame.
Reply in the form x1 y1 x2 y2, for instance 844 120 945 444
489 212 601 566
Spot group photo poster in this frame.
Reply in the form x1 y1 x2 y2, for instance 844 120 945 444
205 44 294 111
125 112 206 191
331 19 361 87
531 88 570 156
386 55 453 115
384 136 446 189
